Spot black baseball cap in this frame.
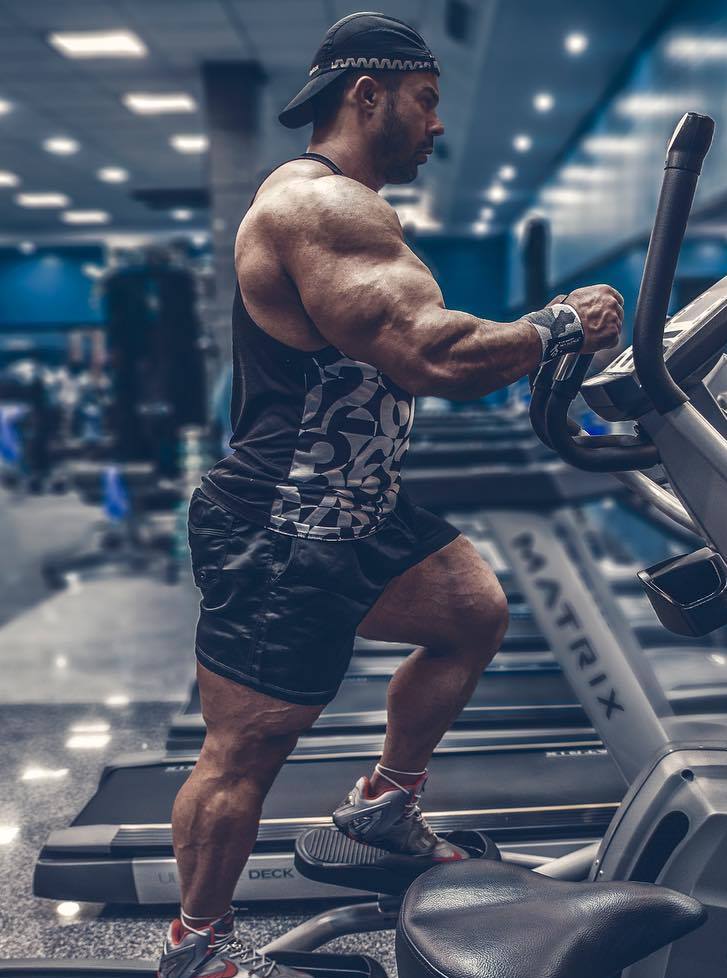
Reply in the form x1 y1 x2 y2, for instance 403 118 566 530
278 11 439 130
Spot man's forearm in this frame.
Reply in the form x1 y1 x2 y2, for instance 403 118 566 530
419 309 543 401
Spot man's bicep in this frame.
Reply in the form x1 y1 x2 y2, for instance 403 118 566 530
293 239 445 366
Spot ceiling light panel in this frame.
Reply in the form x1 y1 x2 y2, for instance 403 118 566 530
48 30 148 59
97 167 129 183
16 193 70 208
43 137 80 155
170 135 209 154
61 210 110 224
123 93 197 115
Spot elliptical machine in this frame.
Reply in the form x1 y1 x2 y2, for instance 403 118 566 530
3 112 727 978
264 111 727 976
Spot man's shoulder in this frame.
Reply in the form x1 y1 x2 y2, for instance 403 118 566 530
253 171 398 245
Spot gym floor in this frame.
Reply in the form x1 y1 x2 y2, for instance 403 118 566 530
0 486 398 971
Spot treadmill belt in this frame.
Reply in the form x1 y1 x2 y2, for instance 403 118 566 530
181 666 576 722
72 744 625 828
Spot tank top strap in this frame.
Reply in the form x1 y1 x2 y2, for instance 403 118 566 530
295 152 344 176
247 153 343 210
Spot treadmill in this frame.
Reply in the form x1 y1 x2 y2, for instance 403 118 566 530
34 730 622 905
410 408 534 443
347 589 681 651
166 642 727 752
406 436 547 467
167 649 581 750
34 467 727 906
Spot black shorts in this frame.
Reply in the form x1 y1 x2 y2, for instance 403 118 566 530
187 486 460 705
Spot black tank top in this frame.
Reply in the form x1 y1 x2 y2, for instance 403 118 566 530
204 153 415 542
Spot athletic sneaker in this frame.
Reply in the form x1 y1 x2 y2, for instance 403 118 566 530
158 912 310 978
332 768 469 860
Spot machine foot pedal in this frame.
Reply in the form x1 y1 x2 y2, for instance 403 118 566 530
295 826 498 895
273 951 387 978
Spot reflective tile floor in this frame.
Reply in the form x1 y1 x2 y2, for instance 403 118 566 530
0 490 396 973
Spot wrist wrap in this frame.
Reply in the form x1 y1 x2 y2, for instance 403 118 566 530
524 303 584 363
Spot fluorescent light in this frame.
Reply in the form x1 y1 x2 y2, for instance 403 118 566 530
479 207 494 220
541 187 585 205
43 136 80 156
105 694 129 707
380 187 419 200
534 92 554 112
560 164 614 184
48 30 147 59
486 184 507 203
513 134 532 152
616 93 697 118
97 167 129 183
123 92 196 115
0 99 12 116
170 134 209 154
16 192 69 208
471 221 491 235
0 171 20 187
666 35 727 63
191 233 209 247
583 134 646 156
61 210 110 224
392 194 442 231
498 165 516 181
82 264 106 278
19 241 35 254
171 209 192 221
565 32 588 55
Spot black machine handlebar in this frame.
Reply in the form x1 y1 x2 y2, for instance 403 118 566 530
633 112 715 414
529 112 715 471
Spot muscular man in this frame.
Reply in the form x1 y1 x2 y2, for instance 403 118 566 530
159 12 623 978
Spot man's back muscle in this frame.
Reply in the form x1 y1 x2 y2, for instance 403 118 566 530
234 160 340 352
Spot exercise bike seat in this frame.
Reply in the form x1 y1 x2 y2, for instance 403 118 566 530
396 859 705 978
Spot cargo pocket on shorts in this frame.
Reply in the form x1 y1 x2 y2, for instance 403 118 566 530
269 531 299 585
187 493 234 592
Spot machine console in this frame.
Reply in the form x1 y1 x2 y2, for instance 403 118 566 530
582 274 727 421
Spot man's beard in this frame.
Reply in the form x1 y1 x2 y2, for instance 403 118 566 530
373 95 418 184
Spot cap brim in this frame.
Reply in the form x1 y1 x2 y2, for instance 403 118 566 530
278 69 348 129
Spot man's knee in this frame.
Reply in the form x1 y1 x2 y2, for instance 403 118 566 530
202 725 298 779
482 581 510 645
444 576 510 661
197 667 323 779
200 712 317 794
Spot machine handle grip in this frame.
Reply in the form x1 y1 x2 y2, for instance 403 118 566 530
528 358 561 449
633 113 715 414
529 353 660 470
665 110 715 175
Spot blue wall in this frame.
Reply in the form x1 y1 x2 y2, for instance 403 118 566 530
0 246 104 329
410 233 508 320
